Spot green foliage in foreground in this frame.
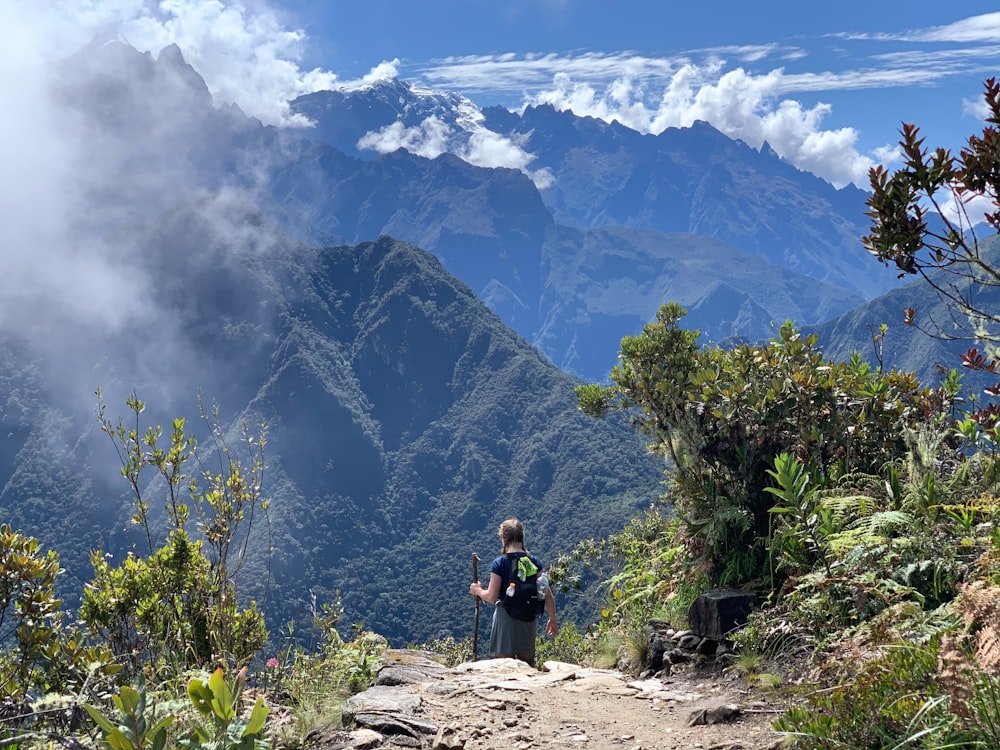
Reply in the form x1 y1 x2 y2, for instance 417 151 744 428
84 391 269 679
570 120 1000 739
84 668 270 750
574 353 1000 747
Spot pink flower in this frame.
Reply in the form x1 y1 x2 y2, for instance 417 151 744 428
266 658 279 668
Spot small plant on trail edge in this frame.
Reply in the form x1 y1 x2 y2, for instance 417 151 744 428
773 641 961 749
411 636 471 667
85 669 269 750
184 667 269 750
535 621 591 667
85 683 174 750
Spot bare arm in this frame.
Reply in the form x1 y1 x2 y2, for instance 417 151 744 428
469 572 503 604
544 585 558 636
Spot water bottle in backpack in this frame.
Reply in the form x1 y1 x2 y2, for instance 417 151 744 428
537 572 549 601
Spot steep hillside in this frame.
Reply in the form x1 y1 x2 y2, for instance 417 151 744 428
241 234 665 642
0 216 663 644
485 105 895 300
290 81 897 300
537 225 860 372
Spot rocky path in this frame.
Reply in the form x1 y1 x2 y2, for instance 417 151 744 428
310 650 786 750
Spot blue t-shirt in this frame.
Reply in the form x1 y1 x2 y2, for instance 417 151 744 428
490 552 543 591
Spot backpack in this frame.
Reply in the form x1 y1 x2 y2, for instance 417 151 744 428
500 552 545 622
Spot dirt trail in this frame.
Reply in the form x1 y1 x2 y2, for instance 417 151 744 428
318 651 786 750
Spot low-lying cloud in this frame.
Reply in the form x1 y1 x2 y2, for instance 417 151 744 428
0 1 313 416
357 116 554 189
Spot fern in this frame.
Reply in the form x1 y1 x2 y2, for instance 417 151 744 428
852 509 913 536
821 493 878 524
826 506 913 556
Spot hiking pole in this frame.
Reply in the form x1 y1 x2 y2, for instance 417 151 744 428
471 553 480 661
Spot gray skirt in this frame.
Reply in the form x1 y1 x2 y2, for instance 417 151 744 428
489 603 537 664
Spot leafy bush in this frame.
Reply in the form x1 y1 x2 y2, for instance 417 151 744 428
84 669 269 750
0 525 121 716
578 305 945 592
0 523 64 689
535 621 591 666
84 392 270 680
184 668 269 750
85 683 174 750
255 596 385 747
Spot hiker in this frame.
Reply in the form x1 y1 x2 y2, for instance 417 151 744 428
469 518 557 665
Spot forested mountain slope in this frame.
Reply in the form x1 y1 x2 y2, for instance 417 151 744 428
0 215 663 643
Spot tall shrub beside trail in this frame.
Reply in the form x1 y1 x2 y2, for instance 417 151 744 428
577 303 948 589
81 391 269 680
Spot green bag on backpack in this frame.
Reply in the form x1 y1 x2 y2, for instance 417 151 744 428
501 552 545 622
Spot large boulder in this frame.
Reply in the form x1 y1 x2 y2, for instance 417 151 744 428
687 588 759 640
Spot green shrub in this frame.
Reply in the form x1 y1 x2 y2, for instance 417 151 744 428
774 643 956 749
85 392 270 680
184 668 269 750
578 306 944 593
411 636 471 667
85 683 174 750
536 621 590 666
85 669 270 750
0 524 63 687
0 525 121 712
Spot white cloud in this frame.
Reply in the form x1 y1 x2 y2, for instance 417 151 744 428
940 191 996 230
0 0 315 414
963 94 992 120
358 116 453 159
836 12 1000 44
20 0 340 127
415 13 996 188
526 64 877 188
0 1 151 334
357 116 554 189
359 59 401 85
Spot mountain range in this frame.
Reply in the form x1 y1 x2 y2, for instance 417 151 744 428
1 39 980 645
287 71 903 373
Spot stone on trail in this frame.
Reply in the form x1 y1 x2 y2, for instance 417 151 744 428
344 685 422 717
377 650 452 686
686 702 741 726
687 588 759 640
454 657 537 675
431 724 465 750
346 729 382 749
350 713 438 738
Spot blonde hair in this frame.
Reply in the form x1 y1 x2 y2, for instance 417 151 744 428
498 518 525 552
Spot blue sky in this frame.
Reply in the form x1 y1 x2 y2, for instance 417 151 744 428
7 0 999 189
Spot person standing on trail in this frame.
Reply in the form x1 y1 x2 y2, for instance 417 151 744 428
469 518 558 666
